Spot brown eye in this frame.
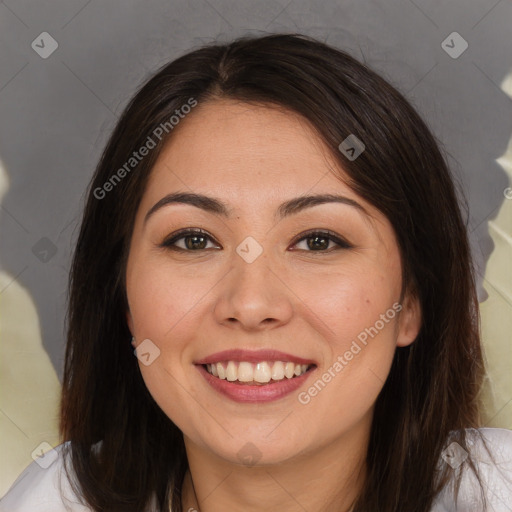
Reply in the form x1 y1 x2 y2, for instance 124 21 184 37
306 234 330 250
160 229 220 251
290 230 352 252
183 234 208 250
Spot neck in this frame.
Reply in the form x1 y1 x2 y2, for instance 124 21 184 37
181 420 369 512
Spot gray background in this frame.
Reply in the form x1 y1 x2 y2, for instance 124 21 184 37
0 0 511 380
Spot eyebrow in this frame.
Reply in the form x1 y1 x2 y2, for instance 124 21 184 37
143 191 369 225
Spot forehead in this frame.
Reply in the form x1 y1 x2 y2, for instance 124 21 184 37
145 99 351 201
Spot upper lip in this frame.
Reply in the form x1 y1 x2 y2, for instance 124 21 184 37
194 349 316 366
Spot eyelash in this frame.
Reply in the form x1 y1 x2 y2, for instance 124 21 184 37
159 228 352 253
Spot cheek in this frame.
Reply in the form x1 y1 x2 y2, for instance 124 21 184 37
293 274 399 440
127 259 207 428
292 267 400 424
127 257 214 343
293 265 400 356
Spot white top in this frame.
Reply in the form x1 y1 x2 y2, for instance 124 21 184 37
1 427 512 511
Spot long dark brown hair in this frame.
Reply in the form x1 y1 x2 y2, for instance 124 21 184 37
60 33 488 512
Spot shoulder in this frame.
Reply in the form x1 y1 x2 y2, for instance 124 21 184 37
430 427 512 512
0 442 91 512
0 442 163 512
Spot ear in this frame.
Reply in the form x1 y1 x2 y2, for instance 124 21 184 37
396 291 422 347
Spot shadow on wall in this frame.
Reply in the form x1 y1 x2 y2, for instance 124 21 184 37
0 158 61 497
479 70 512 430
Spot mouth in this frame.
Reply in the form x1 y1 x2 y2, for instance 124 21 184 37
194 349 317 402
202 360 313 385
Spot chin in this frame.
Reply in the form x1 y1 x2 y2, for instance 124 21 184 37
192 427 312 467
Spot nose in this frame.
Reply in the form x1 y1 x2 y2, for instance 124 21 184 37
212 248 294 331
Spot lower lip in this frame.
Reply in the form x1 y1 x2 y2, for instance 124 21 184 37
196 364 316 403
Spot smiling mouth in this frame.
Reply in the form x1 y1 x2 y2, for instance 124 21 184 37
203 360 315 385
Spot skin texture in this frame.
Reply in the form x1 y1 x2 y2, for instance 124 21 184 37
125 99 421 512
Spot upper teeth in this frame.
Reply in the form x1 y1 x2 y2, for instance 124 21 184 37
205 361 310 383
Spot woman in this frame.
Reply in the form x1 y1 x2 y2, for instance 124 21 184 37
2 33 511 512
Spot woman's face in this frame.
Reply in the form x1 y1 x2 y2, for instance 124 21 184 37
125 99 420 465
